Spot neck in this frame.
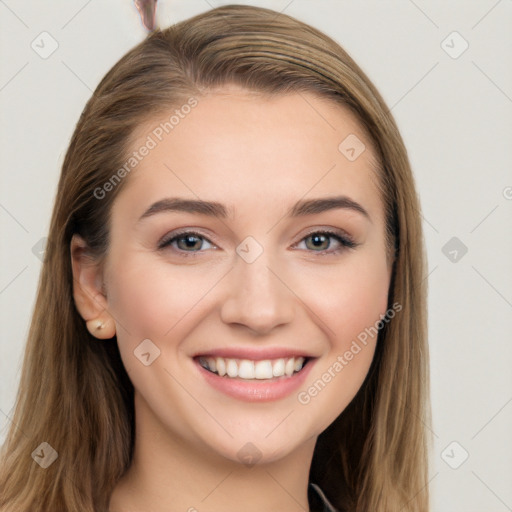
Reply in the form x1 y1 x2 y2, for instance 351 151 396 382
109 391 317 512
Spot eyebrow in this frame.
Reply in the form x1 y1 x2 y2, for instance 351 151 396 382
138 195 370 222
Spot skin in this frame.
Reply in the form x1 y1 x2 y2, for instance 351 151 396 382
71 84 392 512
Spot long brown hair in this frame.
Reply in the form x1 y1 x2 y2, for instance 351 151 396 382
0 5 430 511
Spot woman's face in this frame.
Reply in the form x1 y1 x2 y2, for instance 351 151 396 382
101 85 392 464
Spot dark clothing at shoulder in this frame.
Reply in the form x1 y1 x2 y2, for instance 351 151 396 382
308 482 341 512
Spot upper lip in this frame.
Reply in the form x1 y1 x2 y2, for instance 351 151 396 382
193 347 317 361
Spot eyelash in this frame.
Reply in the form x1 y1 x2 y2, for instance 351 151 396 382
157 229 358 257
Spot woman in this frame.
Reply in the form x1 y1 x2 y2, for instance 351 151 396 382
0 5 430 511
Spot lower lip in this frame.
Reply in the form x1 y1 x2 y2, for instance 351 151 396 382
195 359 316 402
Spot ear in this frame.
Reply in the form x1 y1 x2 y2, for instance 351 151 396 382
70 234 116 339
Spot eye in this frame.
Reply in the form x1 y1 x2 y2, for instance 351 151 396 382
158 231 215 254
158 229 357 256
295 230 357 254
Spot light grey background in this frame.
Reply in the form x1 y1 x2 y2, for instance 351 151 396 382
1 1 511 510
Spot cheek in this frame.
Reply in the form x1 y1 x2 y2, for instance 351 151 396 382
108 266 170 338
104 255 220 391
105 254 222 344
334 267 389 340
298 251 390 343
293 251 390 425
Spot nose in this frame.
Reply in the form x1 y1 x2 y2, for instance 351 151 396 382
220 252 295 336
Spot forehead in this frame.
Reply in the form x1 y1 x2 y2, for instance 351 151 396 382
114 87 383 224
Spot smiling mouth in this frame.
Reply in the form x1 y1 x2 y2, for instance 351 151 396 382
195 355 311 380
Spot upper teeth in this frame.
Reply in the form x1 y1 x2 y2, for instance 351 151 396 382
198 356 306 379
